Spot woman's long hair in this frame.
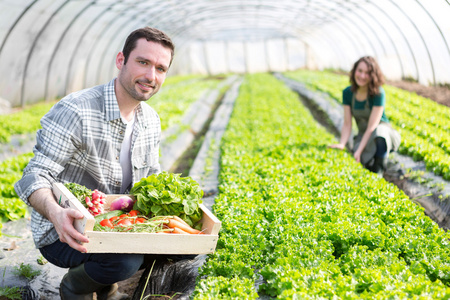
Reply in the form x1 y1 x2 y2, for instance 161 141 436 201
349 56 385 96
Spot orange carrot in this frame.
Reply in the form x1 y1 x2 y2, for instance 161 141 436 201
167 218 203 234
173 215 190 227
171 227 189 234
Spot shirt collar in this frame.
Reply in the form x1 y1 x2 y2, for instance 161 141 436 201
104 78 148 130
104 78 121 122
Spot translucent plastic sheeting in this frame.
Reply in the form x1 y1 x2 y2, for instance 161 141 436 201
0 0 449 107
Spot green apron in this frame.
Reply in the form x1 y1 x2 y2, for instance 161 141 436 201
351 94 401 166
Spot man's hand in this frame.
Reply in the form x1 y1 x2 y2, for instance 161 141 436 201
29 188 89 253
50 207 89 253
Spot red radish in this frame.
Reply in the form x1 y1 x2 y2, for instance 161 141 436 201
110 196 135 212
86 189 106 216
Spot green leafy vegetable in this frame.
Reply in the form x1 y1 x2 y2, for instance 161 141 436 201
130 172 203 227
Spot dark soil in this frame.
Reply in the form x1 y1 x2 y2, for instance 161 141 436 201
386 80 450 107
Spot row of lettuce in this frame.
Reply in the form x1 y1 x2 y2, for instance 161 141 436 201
283 70 450 180
192 73 450 298
0 74 226 225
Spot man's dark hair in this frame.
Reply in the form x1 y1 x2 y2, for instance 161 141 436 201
122 27 175 66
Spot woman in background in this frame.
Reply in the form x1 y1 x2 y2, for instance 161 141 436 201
329 56 401 175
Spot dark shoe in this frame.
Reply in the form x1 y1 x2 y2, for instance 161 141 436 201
60 264 109 300
371 156 388 176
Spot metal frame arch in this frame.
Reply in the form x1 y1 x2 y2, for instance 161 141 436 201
352 2 405 79
413 0 450 84
92 4 172 85
169 12 352 73
102 9 188 79
73 1 171 89
83 10 135 88
1 0 449 106
44 0 97 101
306 3 380 60
0 0 38 57
164 0 380 62
278 1 387 57
64 3 118 95
157 1 318 42
20 0 71 106
167 5 370 72
414 0 450 62
301 29 349 71
74 8 134 91
168 7 328 41
387 0 435 85
163 0 375 44
81 4 158 88
163 9 297 41
339 5 388 56
368 1 419 82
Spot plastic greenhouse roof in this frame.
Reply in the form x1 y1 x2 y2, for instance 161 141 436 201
0 0 449 106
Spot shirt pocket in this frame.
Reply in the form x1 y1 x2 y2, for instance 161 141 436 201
133 152 156 179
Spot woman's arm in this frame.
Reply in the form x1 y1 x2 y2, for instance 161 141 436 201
329 105 352 150
353 106 384 162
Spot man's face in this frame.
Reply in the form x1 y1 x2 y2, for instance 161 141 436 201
116 38 172 102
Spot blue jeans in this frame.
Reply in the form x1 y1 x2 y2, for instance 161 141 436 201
39 240 144 285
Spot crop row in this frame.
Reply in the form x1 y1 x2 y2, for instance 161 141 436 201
192 73 450 298
283 70 450 179
0 75 227 225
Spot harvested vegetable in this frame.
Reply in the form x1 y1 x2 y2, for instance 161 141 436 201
99 219 114 229
130 172 204 228
95 211 168 233
95 210 204 234
64 183 106 216
94 210 124 222
166 217 203 234
110 196 135 212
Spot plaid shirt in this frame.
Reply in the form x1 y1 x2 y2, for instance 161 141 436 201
14 79 161 248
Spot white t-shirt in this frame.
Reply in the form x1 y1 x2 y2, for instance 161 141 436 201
120 114 135 193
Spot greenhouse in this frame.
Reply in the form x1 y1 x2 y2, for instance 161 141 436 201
1 0 450 299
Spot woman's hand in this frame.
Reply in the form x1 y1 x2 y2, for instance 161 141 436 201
330 105 352 151
353 149 362 163
329 143 345 150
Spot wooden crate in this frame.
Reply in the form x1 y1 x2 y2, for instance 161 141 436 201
52 182 221 254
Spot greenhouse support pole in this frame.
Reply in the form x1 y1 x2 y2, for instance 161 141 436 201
20 1 70 107
64 4 116 95
0 0 38 56
44 1 95 102
356 4 405 79
388 0 436 85
414 0 450 77
369 2 419 83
